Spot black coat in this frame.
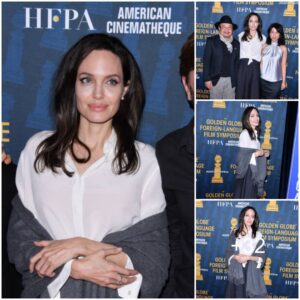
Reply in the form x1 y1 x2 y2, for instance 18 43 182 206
156 119 194 298
203 35 240 87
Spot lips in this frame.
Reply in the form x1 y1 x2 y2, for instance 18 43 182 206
88 103 108 112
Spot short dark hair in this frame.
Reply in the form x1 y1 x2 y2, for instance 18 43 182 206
266 23 286 46
242 13 263 42
179 33 194 79
241 106 261 140
235 206 260 238
35 33 145 176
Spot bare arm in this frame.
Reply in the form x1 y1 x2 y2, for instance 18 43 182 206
280 45 288 90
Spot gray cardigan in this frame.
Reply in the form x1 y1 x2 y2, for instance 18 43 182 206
225 232 267 298
236 147 267 197
7 195 170 298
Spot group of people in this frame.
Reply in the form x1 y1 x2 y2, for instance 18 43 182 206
5 33 194 298
203 13 288 99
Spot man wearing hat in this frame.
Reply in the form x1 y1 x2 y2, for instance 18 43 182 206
203 15 239 99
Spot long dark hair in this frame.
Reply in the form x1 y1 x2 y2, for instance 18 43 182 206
241 12 263 41
266 23 286 46
235 206 259 238
241 106 261 141
34 33 145 176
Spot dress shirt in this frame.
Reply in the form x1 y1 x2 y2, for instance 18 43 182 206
238 129 260 166
238 31 266 64
236 230 263 268
16 130 166 298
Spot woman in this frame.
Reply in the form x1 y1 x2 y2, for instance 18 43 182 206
260 23 288 99
7 34 169 298
234 106 269 199
236 13 266 99
225 206 267 298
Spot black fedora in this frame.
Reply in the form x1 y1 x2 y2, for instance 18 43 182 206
215 15 238 31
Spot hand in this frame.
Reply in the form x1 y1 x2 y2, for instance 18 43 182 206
205 80 213 90
71 248 139 289
263 150 270 158
29 237 118 277
234 254 249 264
2 148 12 165
255 149 264 157
281 81 287 90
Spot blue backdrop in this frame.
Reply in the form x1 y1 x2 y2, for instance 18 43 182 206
196 200 298 298
196 1 298 99
196 101 290 199
2 1 194 163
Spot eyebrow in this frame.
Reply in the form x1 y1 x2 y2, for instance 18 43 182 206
77 72 121 78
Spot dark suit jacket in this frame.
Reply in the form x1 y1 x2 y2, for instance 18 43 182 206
156 119 194 298
203 35 240 87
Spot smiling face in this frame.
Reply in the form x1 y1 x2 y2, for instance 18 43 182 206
75 50 128 127
248 108 260 129
248 15 259 32
270 27 280 43
244 208 255 229
219 23 233 39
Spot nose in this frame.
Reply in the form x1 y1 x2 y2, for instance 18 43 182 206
93 82 103 99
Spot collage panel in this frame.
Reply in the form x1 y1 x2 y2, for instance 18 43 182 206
2 1 195 298
196 1 298 100
196 200 298 298
196 100 298 200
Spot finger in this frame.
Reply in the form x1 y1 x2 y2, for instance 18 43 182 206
34 240 52 247
38 261 51 277
111 264 139 276
99 247 122 257
29 251 44 273
107 284 121 289
121 275 137 285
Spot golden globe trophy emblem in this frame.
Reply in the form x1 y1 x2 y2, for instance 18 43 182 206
212 154 224 183
212 2 224 13
284 2 296 16
263 257 272 285
266 200 279 212
262 121 272 150
196 253 203 280
230 218 238 233
213 100 226 109
196 200 203 208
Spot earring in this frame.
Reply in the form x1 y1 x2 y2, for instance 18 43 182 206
121 95 125 100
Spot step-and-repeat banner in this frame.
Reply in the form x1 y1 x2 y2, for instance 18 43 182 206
196 1 298 99
196 200 298 298
196 101 288 199
2 1 194 163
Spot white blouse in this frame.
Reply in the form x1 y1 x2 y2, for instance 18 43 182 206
238 31 266 64
16 130 166 298
236 230 263 268
238 129 260 166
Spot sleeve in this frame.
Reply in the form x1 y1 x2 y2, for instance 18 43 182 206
251 234 266 269
225 233 244 286
203 38 213 81
238 130 256 165
111 213 170 298
117 257 142 298
7 197 63 298
140 157 166 220
225 233 238 267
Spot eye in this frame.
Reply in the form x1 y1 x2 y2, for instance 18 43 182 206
107 78 119 86
79 77 92 84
